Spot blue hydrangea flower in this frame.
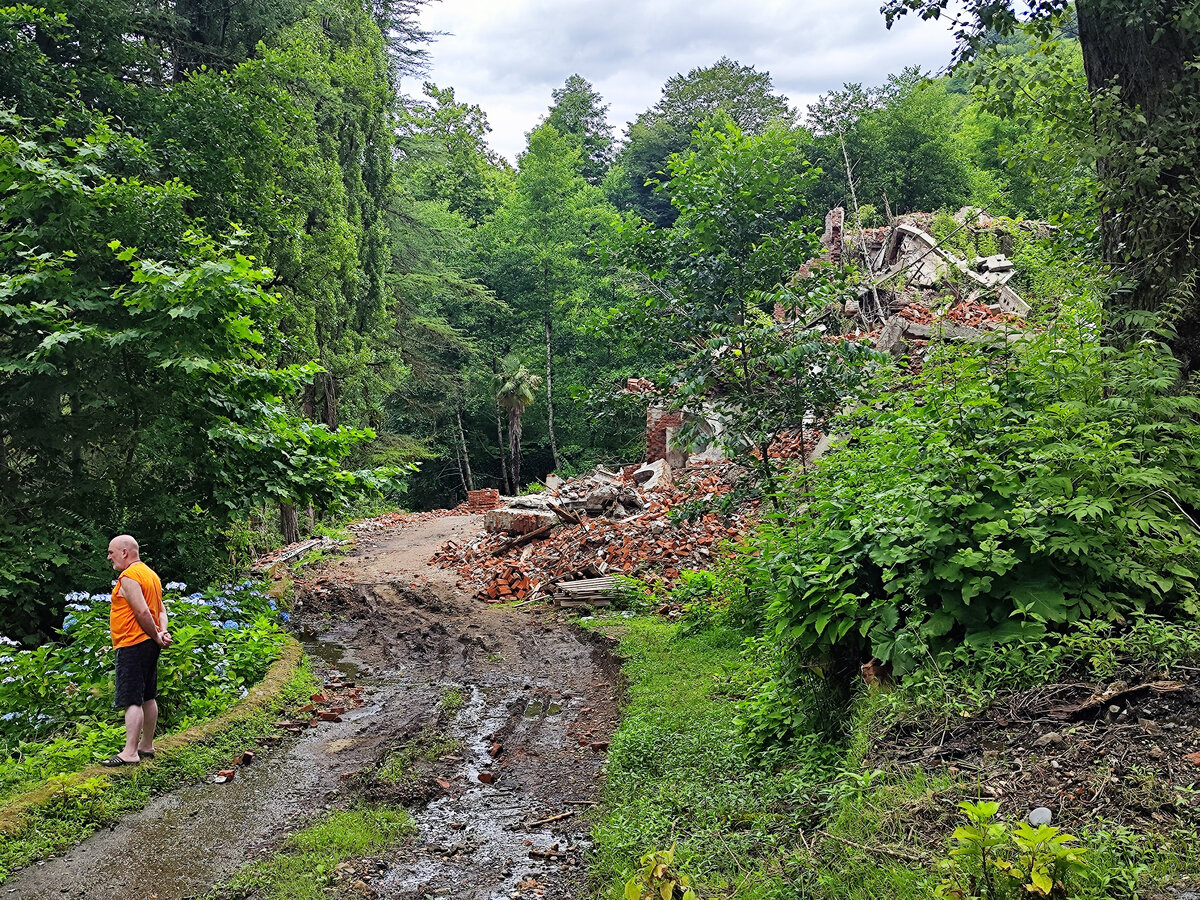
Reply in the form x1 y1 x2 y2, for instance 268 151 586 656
279 612 291 623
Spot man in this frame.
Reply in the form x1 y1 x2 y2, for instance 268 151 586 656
102 534 171 766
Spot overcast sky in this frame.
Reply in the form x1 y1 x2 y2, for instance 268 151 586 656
402 0 959 163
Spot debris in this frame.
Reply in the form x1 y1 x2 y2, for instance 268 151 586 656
432 462 751 603
477 771 495 784
466 489 502 512
526 810 575 827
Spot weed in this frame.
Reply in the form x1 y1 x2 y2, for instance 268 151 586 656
376 730 461 787
440 686 464 713
214 806 413 900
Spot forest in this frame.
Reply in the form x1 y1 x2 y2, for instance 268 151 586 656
2 0 1200 897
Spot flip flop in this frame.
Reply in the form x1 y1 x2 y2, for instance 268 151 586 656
139 750 156 758
100 754 140 767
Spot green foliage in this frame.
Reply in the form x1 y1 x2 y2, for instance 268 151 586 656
615 116 875 493
623 844 697 900
0 580 288 802
746 307 1200 703
217 805 413 900
545 74 614 186
807 68 974 214
614 57 795 226
935 801 1088 899
585 616 840 900
0 110 390 639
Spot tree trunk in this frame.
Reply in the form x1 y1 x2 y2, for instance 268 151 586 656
544 310 561 472
496 405 511 495
455 407 475 492
508 408 523 491
321 374 338 430
1075 0 1200 370
280 502 300 546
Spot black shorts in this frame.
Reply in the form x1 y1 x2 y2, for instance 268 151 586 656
114 639 160 708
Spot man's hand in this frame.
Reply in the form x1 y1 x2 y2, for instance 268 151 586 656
158 630 173 647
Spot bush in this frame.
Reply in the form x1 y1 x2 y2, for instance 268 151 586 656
0 580 288 800
742 302 1200 738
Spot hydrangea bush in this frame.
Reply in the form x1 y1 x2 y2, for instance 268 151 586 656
0 581 288 801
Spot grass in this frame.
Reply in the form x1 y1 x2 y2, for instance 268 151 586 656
214 806 414 900
583 613 1199 900
0 650 318 883
584 616 839 900
376 729 462 786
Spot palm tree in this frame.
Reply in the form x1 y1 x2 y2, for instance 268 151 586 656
493 354 542 491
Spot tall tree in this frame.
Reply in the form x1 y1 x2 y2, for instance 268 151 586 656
613 57 796 225
479 124 617 473
806 68 974 213
545 74 614 185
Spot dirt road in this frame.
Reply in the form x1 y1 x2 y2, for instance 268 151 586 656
6 514 621 900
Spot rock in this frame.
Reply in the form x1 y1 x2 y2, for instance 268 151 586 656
1027 807 1053 826
1033 732 1064 748
1184 751 1200 767
589 741 610 752
477 771 495 784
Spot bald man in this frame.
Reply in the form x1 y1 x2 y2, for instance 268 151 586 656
102 535 171 766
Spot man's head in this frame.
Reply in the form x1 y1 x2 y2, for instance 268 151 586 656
107 535 140 572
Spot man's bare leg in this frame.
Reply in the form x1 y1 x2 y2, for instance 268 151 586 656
137 699 158 754
119 704 144 762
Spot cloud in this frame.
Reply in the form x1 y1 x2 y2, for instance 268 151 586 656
404 0 957 162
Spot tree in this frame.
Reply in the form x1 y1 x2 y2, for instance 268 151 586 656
883 0 1200 371
479 123 617 473
0 112 386 641
493 355 542 491
545 74 614 185
614 58 796 225
398 83 513 225
806 68 974 214
613 116 873 493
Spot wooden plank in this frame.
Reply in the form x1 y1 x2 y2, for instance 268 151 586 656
490 522 555 557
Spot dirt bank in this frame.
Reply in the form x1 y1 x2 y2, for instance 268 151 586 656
6 513 622 900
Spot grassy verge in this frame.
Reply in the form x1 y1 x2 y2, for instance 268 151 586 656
212 806 414 900
586 615 1199 900
0 640 316 882
585 617 832 899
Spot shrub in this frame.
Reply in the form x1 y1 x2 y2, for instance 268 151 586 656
745 303 1200 729
0 580 287 799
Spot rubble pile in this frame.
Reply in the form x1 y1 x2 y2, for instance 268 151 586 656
431 462 753 604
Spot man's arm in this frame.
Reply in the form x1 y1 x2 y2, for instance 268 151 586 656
157 601 172 647
118 578 165 646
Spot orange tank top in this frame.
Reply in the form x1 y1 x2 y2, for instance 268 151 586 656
110 561 164 649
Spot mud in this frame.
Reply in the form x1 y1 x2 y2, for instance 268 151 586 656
5 514 622 900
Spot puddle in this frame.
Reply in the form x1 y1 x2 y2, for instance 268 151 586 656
379 682 590 900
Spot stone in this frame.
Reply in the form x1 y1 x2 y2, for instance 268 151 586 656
1027 807 1053 826
1033 732 1064 748
477 771 495 784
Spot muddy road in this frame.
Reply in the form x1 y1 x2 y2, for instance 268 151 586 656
7 514 621 900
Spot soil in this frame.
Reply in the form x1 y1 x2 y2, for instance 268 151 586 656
869 671 1200 838
5 513 622 900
